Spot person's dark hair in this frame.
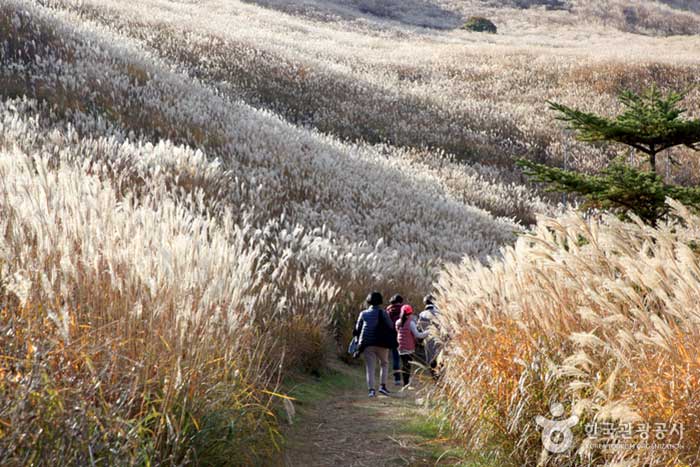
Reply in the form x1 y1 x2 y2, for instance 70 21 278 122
389 294 404 305
366 291 383 306
423 294 435 306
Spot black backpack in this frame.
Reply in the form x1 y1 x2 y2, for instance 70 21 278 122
375 308 396 348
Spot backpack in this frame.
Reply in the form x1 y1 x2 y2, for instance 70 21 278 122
418 306 438 332
374 308 395 349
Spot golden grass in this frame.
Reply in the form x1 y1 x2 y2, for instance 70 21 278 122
3 0 700 464
435 202 700 466
0 150 338 464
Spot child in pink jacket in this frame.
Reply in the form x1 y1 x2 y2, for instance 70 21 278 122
395 304 428 387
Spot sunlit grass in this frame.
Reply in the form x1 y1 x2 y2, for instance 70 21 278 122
436 203 700 466
2 0 699 465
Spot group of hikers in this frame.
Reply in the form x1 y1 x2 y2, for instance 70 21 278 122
351 292 440 398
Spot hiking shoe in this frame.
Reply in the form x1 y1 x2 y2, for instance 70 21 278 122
368 389 376 398
378 385 390 396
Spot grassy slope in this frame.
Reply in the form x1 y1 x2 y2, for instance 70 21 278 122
3 2 697 464
0 1 518 464
55 0 700 186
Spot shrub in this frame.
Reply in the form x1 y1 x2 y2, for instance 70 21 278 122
462 17 498 34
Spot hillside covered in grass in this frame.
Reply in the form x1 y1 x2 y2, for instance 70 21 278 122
1 0 699 465
242 0 700 34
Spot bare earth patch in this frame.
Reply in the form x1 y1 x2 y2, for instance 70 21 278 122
283 362 463 467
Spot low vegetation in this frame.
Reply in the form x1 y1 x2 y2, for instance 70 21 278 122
462 16 498 33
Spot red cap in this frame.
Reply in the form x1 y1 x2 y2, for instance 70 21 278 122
401 304 413 315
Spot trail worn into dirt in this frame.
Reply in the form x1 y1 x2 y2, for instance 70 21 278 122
283 363 454 467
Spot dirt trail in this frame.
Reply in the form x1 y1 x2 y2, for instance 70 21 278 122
283 362 455 467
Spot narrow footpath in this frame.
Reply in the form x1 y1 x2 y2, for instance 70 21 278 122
282 361 466 467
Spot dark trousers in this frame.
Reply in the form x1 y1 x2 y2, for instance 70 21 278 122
429 358 438 381
391 347 401 383
400 353 414 386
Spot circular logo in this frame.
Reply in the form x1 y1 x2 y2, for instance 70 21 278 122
535 403 579 454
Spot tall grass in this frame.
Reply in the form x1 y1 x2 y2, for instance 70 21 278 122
435 202 700 466
0 149 293 464
574 0 700 36
0 0 521 462
3 0 699 463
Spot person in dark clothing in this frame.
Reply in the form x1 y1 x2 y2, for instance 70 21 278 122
385 294 403 386
353 291 395 397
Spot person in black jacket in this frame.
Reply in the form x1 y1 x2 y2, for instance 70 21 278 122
353 291 395 397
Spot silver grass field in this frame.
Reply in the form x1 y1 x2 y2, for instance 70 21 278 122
1 0 699 465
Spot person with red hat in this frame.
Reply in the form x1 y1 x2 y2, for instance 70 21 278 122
395 304 429 388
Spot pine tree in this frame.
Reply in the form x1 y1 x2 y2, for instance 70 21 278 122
518 87 700 224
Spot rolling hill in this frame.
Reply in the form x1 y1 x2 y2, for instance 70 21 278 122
1 0 699 465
